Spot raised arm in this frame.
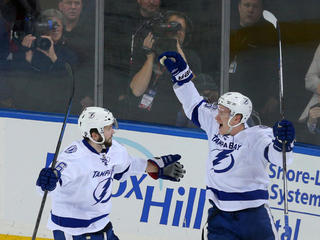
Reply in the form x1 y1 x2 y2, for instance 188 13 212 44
158 51 217 131
130 32 156 97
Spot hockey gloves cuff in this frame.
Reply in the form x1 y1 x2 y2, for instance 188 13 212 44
148 154 185 182
36 167 61 191
273 119 295 152
158 51 193 86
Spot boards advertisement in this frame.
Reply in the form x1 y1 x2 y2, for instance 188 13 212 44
0 114 319 239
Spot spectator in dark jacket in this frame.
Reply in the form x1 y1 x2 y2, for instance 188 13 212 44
11 9 78 114
14 8 77 74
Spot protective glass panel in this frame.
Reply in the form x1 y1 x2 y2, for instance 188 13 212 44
229 0 320 146
104 0 221 128
0 0 95 115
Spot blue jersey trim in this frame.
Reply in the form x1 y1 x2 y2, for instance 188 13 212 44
264 144 271 163
191 99 207 128
82 139 110 155
114 165 130 181
51 212 109 228
206 186 269 201
82 139 99 154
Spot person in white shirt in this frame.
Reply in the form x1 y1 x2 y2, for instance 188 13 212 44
158 51 295 240
36 106 185 240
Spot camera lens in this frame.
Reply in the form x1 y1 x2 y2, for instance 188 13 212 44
38 37 51 51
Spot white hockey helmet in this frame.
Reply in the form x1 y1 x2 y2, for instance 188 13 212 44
218 92 252 127
78 106 118 144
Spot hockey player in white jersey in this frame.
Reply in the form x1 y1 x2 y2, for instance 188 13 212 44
158 51 295 240
36 106 185 240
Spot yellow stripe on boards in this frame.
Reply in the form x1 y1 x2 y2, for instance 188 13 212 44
0 235 52 240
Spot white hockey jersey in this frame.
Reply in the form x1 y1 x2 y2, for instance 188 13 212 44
45 139 147 235
174 81 293 211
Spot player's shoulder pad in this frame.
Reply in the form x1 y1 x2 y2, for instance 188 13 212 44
246 125 271 131
60 141 83 159
64 144 78 154
245 125 273 138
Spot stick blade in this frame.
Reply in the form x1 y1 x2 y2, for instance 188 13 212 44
262 10 277 28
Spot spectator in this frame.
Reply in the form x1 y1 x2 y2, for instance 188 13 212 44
105 0 163 72
127 10 201 125
307 102 320 134
238 0 262 27
11 9 77 113
128 0 164 69
58 0 94 65
132 0 162 41
103 0 163 119
299 44 320 122
229 0 279 127
58 0 95 111
58 0 82 33
58 0 94 62
14 8 77 73
299 46 320 137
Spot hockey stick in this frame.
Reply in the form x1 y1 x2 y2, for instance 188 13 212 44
31 63 75 240
262 10 291 238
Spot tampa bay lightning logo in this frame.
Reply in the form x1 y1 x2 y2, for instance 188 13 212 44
211 149 235 173
93 178 112 205
89 112 95 118
64 145 77 154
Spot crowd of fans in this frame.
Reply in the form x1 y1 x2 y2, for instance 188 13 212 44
1 0 320 145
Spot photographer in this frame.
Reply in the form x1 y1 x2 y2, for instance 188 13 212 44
14 8 77 74
127 10 201 125
10 8 78 114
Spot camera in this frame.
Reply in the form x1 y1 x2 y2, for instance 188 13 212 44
151 21 182 39
149 16 182 54
32 20 59 51
13 17 58 51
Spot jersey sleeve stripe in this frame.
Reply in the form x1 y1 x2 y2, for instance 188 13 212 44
191 99 207 127
113 165 130 181
206 186 269 201
264 144 271 163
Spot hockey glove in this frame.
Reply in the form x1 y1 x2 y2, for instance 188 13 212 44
158 51 193 86
36 167 61 191
272 119 295 152
148 154 185 181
